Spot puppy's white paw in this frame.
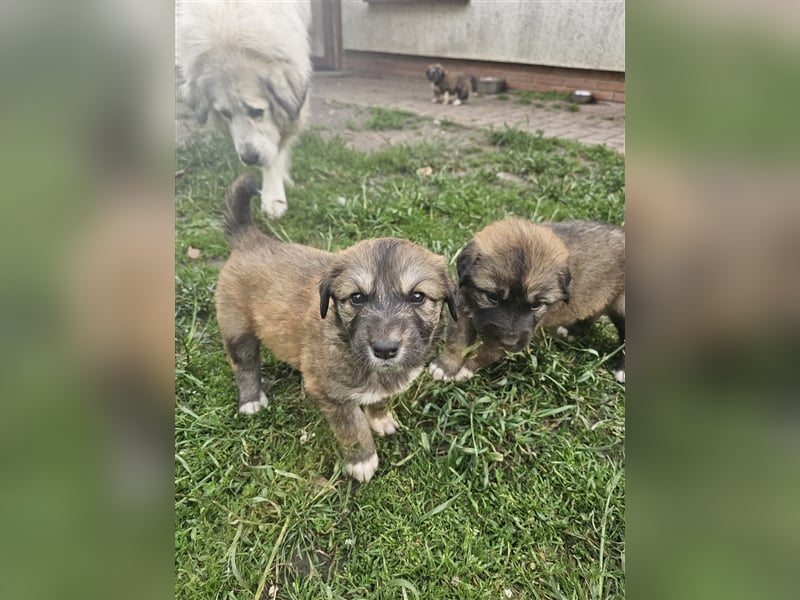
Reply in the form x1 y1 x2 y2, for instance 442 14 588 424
452 98 462 106
613 369 626 384
368 412 398 437
428 363 474 382
260 195 288 219
239 392 269 414
428 363 449 381
453 366 474 381
345 453 379 482
556 326 570 338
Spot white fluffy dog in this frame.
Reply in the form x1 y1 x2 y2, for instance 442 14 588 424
176 1 312 219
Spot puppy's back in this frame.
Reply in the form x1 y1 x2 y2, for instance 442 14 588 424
544 220 625 323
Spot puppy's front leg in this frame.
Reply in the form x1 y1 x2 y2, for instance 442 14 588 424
364 401 398 437
461 342 506 374
317 397 378 482
429 315 476 381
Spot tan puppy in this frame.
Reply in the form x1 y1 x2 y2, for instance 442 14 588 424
215 174 457 482
428 217 625 383
425 64 477 106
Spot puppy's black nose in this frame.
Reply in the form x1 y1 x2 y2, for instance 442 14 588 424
371 340 400 360
240 148 260 166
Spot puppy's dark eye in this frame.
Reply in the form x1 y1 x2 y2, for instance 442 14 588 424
486 292 500 305
246 107 264 119
219 109 232 120
409 291 426 305
529 300 543 310
349 292 366 306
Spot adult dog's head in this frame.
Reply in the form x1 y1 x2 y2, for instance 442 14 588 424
180 51 309 169
319 238 457 371
425 64 446 85
456 218 572 351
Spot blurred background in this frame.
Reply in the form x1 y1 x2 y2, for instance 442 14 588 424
0 0 798 598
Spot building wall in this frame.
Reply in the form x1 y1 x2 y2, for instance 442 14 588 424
341 1 624 73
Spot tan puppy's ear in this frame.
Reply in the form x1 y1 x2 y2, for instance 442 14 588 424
445 289 458 321
318 267 342 319
558 268 572 303
455 241 478 285
318 278 332 319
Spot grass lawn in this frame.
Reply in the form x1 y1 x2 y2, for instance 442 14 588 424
175 119 625 599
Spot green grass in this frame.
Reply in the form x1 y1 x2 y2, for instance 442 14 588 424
175 123 624 599
364 107 419 131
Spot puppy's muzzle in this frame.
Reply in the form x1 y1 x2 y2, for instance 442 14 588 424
370 338 401 361
239 146 261 166
501 338 528 352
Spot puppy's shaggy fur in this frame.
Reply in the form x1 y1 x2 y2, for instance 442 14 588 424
425 64 477 106
429 217 626 383
215 174 458 482
176 0 312 219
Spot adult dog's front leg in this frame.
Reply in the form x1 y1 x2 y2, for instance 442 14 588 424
260 146 290 219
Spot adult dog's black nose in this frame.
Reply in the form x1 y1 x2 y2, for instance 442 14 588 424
371 340 400 360
240 148 260 166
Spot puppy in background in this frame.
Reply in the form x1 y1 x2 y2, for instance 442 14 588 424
429 217 625 383
425 63 477 106
215 174 458 482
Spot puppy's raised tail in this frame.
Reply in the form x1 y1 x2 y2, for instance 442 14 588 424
223 173 261 246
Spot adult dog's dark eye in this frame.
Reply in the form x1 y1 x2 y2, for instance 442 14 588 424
409 291 426 305
486 292 500 305
247 107 264 119
349 292 366 306
529 300 543 310
219 109 232 120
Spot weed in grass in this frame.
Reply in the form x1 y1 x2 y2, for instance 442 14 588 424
176 122 624 600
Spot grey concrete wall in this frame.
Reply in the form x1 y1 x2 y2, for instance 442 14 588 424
342 1 624 72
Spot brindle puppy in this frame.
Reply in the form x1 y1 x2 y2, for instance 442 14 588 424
425 63 477 106
215 173 457 481
428 217 625 383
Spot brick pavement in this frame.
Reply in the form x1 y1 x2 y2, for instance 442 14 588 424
311 73 625 154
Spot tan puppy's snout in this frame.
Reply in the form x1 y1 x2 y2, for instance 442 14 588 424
370 338 401 360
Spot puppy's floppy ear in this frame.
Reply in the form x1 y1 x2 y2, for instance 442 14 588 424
318 267 342 319
445 285 459 322
558 268 572 304
455 242 479 286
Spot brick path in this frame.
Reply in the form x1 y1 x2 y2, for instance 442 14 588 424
311 73 625 154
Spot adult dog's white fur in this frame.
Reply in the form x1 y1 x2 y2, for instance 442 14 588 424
176 0 312 219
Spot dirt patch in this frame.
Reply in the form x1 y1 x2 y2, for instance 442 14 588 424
176 95 491 153
307 97 489 153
